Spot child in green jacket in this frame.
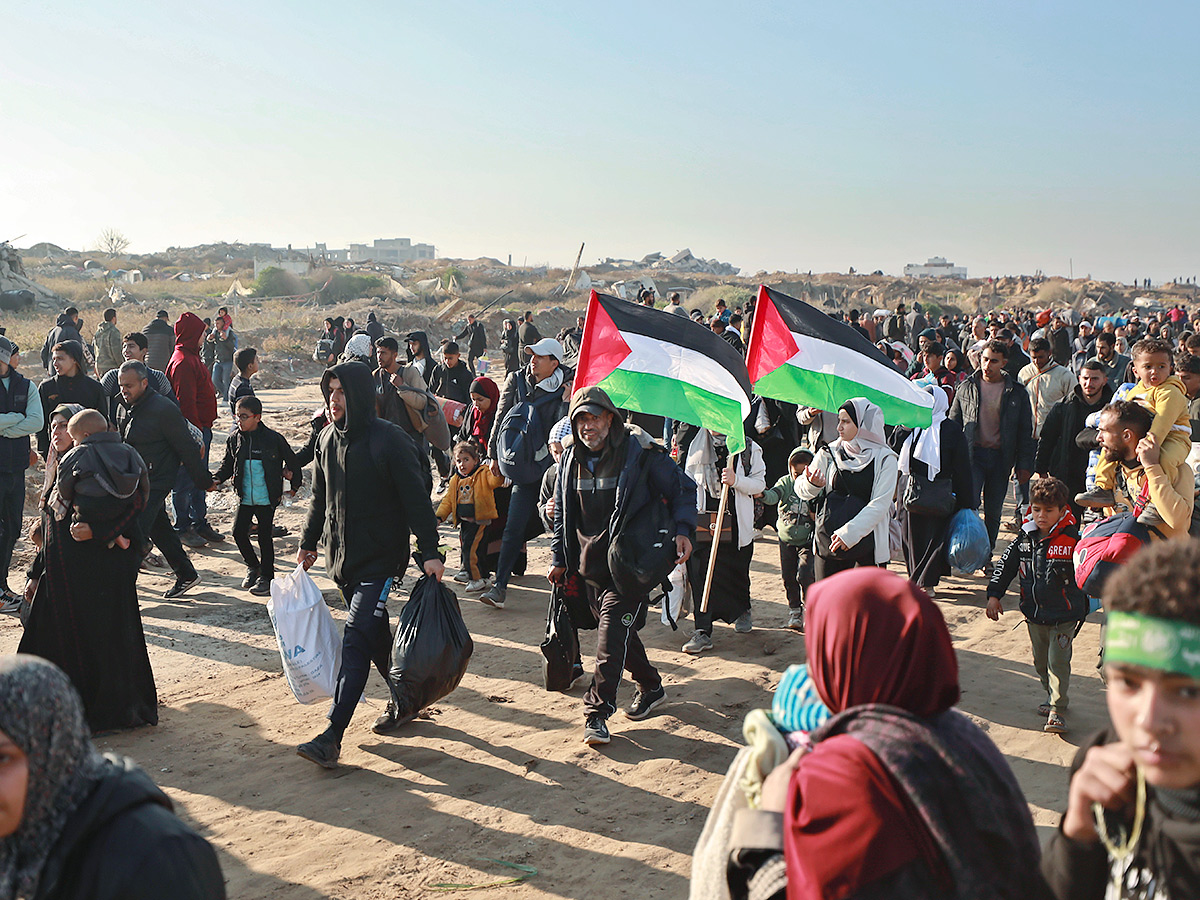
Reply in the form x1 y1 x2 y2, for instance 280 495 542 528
761 448 816 631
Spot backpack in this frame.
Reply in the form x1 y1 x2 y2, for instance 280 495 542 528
1073 511 1161 598
495 374 560 482
313 337 334 363
608 448 678 605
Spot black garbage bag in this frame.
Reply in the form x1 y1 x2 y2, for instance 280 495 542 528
540 584 579 692
388 575 473 720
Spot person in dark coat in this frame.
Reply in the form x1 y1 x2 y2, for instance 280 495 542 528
517 311 541 349
454 313 487 372
35 341 107 458
0 655 225 900
499 318 520 375
892 387 976 593
364 311 385 344
39 308 84 374
295 361 444 768
1033 361 1113 515
142 310 175 374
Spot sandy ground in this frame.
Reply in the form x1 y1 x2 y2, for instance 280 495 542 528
0 376 1109 899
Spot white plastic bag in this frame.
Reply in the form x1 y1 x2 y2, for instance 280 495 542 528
267 565 342 704
663 562 689 628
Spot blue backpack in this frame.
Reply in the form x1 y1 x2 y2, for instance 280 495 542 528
496 374 560 483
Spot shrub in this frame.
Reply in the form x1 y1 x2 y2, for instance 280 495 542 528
252 267 306 298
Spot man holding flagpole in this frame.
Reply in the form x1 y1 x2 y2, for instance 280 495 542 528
549 386 696 745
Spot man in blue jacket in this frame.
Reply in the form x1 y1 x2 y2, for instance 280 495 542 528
549 386 696 746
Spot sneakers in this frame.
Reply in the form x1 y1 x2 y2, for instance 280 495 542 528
1044 711 1067 734
249 578 272 597
478 586 506 609
682 631 713 654
241 567 260 589
296 732 341 768
583 715 610 745
195 524 225 543
0 591 21 615
785 608 805 632
734 611 753 633
626 685 667 721
179 529 207 548
163 575 200 600
1075 488 1115 509
453 569 471 583
465 578 489 592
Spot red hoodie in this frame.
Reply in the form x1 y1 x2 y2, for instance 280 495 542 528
166 312 218 429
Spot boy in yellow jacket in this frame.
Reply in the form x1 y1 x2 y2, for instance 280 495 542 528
1079 338 1191 524
436 441 506 592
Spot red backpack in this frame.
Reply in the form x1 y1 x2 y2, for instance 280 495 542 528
1073 511 1161 598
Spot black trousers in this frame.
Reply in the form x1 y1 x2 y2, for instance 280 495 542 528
779 542 814 610
459 520 488 580
138 488 197 582
584 585 660 719
0 469 25 592
329 578 393 737
233 504 275 578
813 554 884 582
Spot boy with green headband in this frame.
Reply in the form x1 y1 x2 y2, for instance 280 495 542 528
1041 537 1200 899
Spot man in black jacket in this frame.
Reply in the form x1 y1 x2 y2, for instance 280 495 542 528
549 387 695 745
40 307 84 374
948 340 1036 552
518 310 541 349
115 361 210 599
36 341 107 458
295 361 444 769
143 310 175 373
1034 361 1113 514
0 336 41 611
454 313 487 372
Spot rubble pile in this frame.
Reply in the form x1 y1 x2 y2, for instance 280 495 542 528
599 248 739 276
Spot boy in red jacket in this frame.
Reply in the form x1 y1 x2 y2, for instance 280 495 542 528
166 312 223 546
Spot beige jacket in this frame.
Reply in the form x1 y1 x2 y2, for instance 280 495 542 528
1018 361 1076 439
1115 459 1196 539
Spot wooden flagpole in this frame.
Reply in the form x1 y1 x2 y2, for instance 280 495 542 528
700 453 736 614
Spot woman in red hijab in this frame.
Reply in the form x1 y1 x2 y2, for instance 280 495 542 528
727 568 1049 900
460 376 500 447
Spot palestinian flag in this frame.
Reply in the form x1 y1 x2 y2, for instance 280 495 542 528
746 285 934 428
575 291 752 452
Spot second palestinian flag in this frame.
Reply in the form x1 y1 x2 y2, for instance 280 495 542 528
746 285 934 428
574 291 752 452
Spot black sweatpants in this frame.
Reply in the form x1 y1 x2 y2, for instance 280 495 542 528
779 542 814 610
328 578 393 737
584 585 660 719
459 520 488 580
233 504 275 579
138 488 197 582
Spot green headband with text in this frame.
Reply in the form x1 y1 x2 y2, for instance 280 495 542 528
1106 610 1200 681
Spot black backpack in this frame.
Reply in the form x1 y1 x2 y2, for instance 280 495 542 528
496 374 559 483
608 448 678 605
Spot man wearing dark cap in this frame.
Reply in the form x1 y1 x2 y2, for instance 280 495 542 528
0 335 43 611
550 386 696 745
36 341 107 459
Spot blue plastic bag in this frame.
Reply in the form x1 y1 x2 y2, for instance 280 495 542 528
946 509 990 574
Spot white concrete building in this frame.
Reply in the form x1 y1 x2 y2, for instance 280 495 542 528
904 256 967 279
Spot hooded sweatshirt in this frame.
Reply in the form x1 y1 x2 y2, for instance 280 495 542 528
36 341 108 455
299 361 442 585
405 331 433 382
166 312 217 429
40 313 84 373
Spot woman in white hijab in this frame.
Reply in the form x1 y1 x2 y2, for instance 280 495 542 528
889 386 975 595
796 398 898 581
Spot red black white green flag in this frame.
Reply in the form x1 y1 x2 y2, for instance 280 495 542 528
574 291 753 452
746 285 934 428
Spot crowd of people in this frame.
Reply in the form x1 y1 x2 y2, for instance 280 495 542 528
4 292 1200 898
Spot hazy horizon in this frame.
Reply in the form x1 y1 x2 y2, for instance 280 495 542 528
3 2 1197 283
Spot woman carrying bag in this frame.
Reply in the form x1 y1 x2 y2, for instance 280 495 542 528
890 386 975 596
797 398 898 582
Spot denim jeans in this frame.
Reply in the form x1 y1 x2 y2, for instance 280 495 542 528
173 427 212 533
493 480 539 591
211 360 233 399
970 446 1012 551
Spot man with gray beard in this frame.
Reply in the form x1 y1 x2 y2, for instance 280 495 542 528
549 386 696 746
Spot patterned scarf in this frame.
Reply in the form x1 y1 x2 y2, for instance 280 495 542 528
0 655 105 900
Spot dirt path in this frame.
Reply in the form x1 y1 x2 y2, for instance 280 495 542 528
0 378 1108 899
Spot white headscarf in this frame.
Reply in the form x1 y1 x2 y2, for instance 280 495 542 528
899 386 949 480
834 398 892 472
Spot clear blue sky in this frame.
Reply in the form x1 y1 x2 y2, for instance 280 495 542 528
2 1 1196 282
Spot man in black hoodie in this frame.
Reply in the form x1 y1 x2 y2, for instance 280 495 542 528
296 361 444 769
36 341 107 458
40 307 84 374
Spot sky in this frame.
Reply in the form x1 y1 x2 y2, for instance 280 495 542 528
2 1 1197 282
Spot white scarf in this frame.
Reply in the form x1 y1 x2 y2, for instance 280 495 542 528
684 429 724 497
899 386 949 480
834 398 891 473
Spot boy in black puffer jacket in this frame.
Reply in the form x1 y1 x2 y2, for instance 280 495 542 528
986 476 1088 735
210 396 301 596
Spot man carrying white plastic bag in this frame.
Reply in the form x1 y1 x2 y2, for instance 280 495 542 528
267 565 342 704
